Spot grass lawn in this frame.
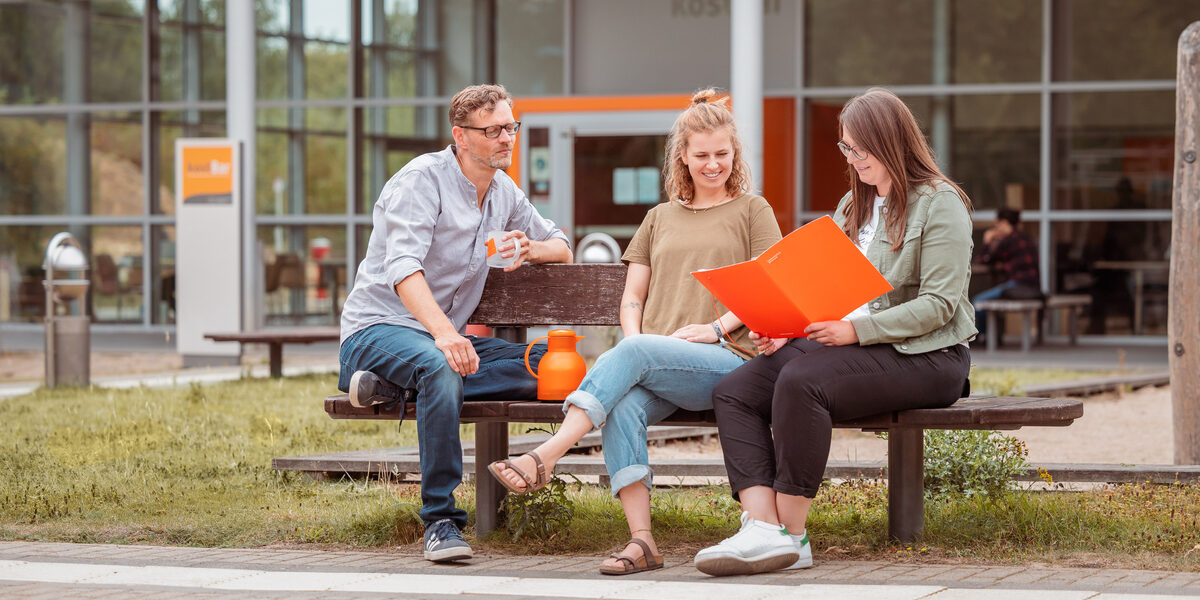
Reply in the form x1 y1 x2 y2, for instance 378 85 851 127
0 371 1196 571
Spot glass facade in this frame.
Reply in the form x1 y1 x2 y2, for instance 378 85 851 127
0 0 1190 343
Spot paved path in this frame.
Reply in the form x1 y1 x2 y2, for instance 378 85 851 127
0 542 1197 599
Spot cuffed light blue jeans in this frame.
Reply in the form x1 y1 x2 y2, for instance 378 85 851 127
563 334 746 496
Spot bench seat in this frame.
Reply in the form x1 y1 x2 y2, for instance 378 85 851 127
975 294 1093 352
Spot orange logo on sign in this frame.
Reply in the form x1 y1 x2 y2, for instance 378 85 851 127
182 146 234 204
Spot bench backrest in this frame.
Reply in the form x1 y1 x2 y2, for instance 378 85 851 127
469 264 628 327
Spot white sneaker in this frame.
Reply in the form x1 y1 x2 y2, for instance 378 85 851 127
694 511 799 576
785 530 814 569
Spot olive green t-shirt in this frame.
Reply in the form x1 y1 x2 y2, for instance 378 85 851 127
621 193 783 359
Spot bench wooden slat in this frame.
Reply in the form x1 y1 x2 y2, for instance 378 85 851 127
205 327 340 344
324 393 1082 429
469 264 626 326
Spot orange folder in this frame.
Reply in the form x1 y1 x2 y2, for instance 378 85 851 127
691 215 893 338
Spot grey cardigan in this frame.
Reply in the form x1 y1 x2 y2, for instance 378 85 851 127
838 181 978 354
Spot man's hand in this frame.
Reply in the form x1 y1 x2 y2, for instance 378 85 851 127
749 331 788 355
435 332 479 375
671 323 719 343
496 230 529 272
804 320 859 346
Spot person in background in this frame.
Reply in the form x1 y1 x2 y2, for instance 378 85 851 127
337 84 572 564
488 89 782 576
973 207 1041 342
695 87 975 577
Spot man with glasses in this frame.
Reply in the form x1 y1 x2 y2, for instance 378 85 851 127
337 84 572 563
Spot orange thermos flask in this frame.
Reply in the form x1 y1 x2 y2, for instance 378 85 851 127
523 329 587 401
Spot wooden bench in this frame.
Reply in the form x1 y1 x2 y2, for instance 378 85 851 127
205 327 339 378
974 294 1092 353
324 264 1083 542
1042 294 1091 345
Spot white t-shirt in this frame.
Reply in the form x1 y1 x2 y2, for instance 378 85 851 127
842 196 886 321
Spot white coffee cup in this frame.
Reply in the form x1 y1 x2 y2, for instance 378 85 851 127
486 230 522 268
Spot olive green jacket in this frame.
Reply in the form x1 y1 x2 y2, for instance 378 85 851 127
837 181 978 354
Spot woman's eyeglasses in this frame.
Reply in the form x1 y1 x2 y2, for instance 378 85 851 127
837 141 868 161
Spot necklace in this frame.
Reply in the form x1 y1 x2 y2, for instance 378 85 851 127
678 197 733 213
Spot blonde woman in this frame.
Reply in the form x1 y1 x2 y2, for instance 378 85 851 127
489 89 782 575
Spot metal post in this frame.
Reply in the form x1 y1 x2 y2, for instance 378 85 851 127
64 1 91 235
887 428 925 542
731 0 763 192
227 0 255 331
931 0 951 171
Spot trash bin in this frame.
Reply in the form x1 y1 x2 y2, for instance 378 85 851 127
43 232 90 387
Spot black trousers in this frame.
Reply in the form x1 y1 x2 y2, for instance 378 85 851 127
712 339 970 499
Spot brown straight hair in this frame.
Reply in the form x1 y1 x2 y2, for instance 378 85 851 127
663 88 752 204
448 84 513 127
838 87 972 251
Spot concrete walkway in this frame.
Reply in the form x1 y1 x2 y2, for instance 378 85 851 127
0 542 1197 599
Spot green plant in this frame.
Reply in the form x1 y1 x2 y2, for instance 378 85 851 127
922 430 1029 498
501 475 576 541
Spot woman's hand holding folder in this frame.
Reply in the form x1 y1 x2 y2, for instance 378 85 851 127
803 320 859 347
749 332 788 356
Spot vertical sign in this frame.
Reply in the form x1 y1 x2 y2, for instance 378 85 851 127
175 139 242 366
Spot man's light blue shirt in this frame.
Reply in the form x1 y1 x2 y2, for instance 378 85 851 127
340 145 569 343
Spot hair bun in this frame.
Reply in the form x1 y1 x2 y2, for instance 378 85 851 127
691 88 720 106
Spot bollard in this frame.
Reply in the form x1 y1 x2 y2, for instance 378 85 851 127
43 232 91 388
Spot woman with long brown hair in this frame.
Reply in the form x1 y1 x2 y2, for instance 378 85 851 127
488 88 782 575
695 87 976 576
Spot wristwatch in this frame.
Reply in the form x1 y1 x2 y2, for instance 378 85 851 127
711 321 724 344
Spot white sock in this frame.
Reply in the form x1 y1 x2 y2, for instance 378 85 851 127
790 531 808 543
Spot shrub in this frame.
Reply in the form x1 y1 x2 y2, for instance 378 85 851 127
921 430 1029 498
501 475 576 541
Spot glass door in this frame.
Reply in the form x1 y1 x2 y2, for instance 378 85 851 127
519 110 681 250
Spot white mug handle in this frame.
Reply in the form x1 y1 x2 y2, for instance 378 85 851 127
509 235 523 267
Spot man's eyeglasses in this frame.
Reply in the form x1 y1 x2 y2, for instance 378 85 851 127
837 141 869 161
460 121 521 139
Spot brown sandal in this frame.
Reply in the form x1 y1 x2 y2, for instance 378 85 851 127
486 450 550 495
599 538 664 576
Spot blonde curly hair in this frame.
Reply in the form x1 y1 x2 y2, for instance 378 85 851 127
663 88 752 204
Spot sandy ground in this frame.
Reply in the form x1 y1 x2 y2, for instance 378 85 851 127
0 349 1175 465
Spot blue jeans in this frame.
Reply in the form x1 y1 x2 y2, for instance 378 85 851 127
563 334 746 496
338 324 545 529
972 280 1017 335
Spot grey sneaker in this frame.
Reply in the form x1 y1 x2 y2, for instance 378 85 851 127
423 518 473 562
348 370 408 408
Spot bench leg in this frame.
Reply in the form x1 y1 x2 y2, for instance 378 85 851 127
888 427 924 543
269 342 283 378
985 311 998 353
1068 307 1080 345
474 421 509 538
1019 310 1032 353
473 325 525 538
